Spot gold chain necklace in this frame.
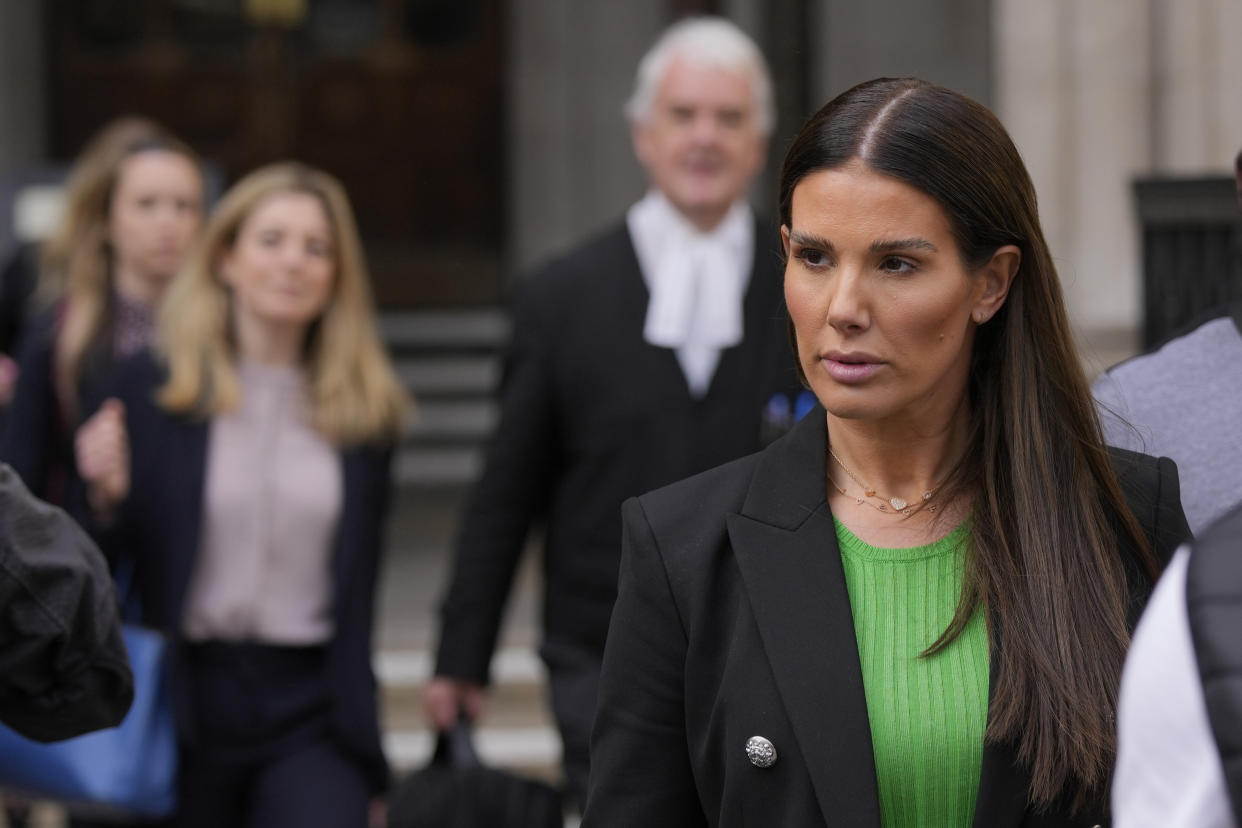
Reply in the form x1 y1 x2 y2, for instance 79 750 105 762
827 446 940 516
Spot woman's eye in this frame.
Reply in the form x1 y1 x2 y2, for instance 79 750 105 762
879 256 915 274
796 248 828 267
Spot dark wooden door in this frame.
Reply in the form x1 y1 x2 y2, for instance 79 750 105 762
46 0 505 308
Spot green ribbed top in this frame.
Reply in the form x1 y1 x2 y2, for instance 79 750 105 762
834 518 988 828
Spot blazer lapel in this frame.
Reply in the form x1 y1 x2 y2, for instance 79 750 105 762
726 407 882 826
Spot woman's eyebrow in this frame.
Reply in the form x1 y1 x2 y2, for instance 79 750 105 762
788 229 835 252
870 237 937 254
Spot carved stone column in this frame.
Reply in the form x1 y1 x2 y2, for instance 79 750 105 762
506 0 666 275
808 0 992 107
1150 0 1242 175
0 3 46 170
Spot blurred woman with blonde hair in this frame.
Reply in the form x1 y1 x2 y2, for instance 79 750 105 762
0 116 204 505
77 162 408 827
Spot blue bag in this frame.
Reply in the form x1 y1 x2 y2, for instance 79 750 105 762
0 619 177 818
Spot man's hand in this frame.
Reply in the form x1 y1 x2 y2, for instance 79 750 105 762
423 676 485 731
75 399 130 516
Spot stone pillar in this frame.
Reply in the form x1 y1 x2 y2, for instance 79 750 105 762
0 3 46 171
720 0 810 221
506 0 666 275
1066 1 1152 334
1151 0 1242 174
993 1 1073 271
808 0 992 106
995 0 1240 349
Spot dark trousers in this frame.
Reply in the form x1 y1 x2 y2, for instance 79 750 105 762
541 641 602 813
175 641 369 828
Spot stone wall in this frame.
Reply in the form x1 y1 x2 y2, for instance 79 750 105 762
995 0 1242 347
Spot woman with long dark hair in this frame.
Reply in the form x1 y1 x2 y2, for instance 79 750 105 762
582 78 1191 827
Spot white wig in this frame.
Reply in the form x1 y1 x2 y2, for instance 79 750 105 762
625 16 775 136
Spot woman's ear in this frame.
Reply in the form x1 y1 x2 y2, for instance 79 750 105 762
972 244 1020 323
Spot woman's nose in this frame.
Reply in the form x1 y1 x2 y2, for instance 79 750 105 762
826 269 869 332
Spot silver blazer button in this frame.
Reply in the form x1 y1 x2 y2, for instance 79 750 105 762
745 735 777 768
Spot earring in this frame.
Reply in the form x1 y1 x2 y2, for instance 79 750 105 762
975 311 987 324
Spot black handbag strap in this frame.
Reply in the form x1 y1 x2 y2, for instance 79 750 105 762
433 713 482 769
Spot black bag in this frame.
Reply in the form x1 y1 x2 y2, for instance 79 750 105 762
388 718 564 828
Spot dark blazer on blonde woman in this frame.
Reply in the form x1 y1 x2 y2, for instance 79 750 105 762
582 406 1191 828
92 352 393 792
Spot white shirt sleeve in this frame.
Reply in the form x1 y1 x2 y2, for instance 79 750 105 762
1112 545 1238 827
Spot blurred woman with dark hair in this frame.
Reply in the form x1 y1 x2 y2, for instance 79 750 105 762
582 78 1191 827
0 117 204 505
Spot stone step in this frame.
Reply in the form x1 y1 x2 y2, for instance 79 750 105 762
381 311 506 488
379 309 510 353
397 354 501 397
405 398 499 443
395 445 482 487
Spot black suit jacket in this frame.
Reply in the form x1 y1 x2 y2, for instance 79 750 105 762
0 304 125 507
435 217 799 683
584 407 1191 828
1 308 73 503
98 353 394 793
0 463 133 742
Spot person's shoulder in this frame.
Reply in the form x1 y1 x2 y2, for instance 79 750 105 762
631 451 763 540
1106 444 1161 475
519 221 633 296
1192 500 1242 558
1106 445 1192 558
1099 307 1242 389
507 220 634 338
1106 445 1170 502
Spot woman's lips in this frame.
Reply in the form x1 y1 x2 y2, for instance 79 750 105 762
821 355 882 383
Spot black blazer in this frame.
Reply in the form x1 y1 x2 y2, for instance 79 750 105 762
0 241 38 357
0 304 124 507
98 353 394 793
583 407 1191 828
1 307 72 502
0 462 133 742
435 217 800 683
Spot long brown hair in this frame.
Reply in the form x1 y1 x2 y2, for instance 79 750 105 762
779 78 1155 811
157 162 409 445
40 117 201 416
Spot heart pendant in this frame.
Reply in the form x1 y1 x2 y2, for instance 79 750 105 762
889 497 908 511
